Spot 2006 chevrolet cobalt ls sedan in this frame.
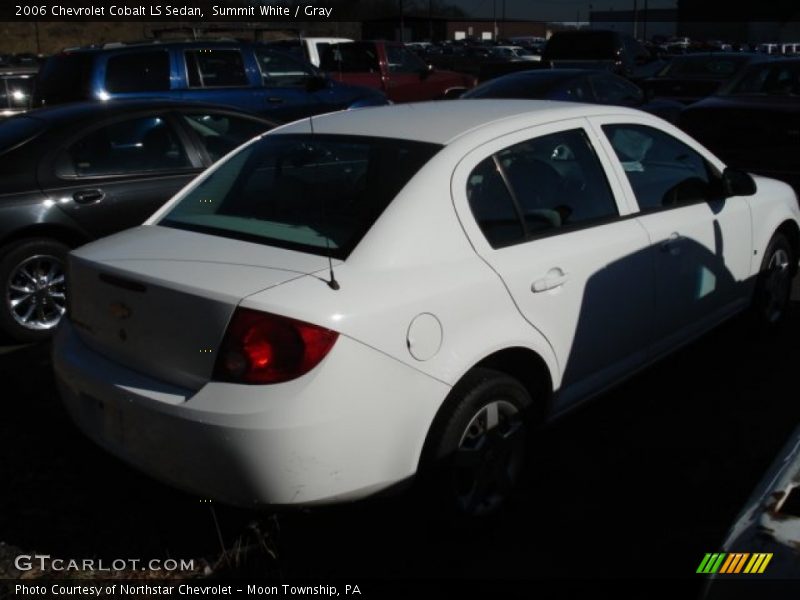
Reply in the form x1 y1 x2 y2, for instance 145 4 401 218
54 101 800 516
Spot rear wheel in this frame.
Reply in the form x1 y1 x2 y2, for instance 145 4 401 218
0 239 69 343
421 368 532 518
751 232 794 328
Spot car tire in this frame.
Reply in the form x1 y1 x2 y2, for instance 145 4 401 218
0 238 69 343
419 367 533 518
750 232 795 328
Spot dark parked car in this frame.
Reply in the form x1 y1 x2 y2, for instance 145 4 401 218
461 69 684 124
680 59 800 194
541 30 663 81
0 100 276 341
33 40 387 122
0 67 36 118
642 52 767 104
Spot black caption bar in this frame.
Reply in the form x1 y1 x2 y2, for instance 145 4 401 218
1 1 341 22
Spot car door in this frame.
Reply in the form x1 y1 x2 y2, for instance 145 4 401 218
590 116 753 357
178 46 260 113
38 112 204 238
250 47 324 122
452 119 654 408
383 45 439 102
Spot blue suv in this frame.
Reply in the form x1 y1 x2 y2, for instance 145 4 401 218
33 40 389 122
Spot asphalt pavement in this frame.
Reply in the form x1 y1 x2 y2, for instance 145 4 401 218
1 277 799 590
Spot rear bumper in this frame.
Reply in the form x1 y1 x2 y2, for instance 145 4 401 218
53 320 449 507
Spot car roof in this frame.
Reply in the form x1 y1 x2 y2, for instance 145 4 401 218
21 99 267 124
277 100 639 145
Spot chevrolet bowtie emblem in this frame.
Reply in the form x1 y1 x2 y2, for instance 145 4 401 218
109 302 132 320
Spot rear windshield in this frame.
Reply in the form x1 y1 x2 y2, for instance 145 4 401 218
35 53 93 105
160 134 441 259
464 72 573 99
544 32 616 60
0 116 45 153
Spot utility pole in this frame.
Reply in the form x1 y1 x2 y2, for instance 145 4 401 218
493 0 497 40
501 0 506 40
643 0 648 42
632 0 638 39
399 0 405 43
428 0 433 41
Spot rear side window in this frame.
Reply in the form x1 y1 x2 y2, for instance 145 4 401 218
160 134 440 259
59 116 191 177
185 49 248 88
386 46 425 73
467 129 618 245
35 53 93 105
467 157 525 248
0 116 46 154
105 51 170 93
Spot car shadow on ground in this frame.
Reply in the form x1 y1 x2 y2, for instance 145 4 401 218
1 278 799 584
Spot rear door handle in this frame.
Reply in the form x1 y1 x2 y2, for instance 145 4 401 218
660 232 682 255
532 268 569 293
73 189 105 204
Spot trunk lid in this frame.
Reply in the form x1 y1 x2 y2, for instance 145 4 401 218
68 225 331 390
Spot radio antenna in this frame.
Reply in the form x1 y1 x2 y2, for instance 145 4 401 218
310 114 339 291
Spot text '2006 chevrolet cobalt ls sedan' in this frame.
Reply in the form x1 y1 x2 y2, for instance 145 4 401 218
54 101 800 516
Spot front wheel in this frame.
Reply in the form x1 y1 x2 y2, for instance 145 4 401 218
0 239 69 343
420 368 533 518
751 232 795 327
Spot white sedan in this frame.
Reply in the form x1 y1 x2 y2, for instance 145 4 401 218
54 101 799 516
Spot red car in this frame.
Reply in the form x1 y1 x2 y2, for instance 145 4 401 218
320 41 475 103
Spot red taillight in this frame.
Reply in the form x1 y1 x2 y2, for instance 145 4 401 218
213 308 338 384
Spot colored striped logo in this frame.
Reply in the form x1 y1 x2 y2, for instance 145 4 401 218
696 553 773 574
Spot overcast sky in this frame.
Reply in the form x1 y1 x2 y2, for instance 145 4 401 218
448 0 678 22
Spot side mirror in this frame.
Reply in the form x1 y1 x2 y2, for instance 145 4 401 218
721 167 756 197
443 88 465 100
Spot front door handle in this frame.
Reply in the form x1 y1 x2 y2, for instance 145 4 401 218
532 268 569 293
266 97 284 104
73 189 105 204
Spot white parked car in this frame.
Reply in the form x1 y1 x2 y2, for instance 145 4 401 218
54 101 800 516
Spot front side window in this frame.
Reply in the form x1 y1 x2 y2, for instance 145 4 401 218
602 124 717 211
60 116 191 177
105 51 170 93
254 48 314 87
160 134 440 259
319 43 380 73
185 49 248 88
466 128 619 245
386 46 426 74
